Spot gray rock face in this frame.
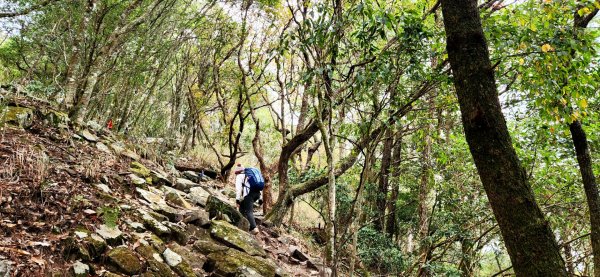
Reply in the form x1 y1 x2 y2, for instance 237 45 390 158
183 171 200 182
121 149 141 161
110 142 125 153
193 239 229 255
175 178 197 192
168 242 207 276
165 191 193 209
164 222 189 245
152 170 172 186
126 220 146 232
86 120 103 131
96 224 123 245
183 209 210 227
135 243 177 277
188 187 211 207
1 106 34 128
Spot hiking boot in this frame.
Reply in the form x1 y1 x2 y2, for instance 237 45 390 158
250 227 259 235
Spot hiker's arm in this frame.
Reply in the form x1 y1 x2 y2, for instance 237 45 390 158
235 174 243 203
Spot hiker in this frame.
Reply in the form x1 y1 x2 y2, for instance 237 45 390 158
234 164 264 234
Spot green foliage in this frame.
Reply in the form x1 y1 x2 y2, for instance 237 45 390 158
357 227 404 274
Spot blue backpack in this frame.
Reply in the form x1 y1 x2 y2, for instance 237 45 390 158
244 168 265 191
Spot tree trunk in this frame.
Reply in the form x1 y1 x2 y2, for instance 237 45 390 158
568 8 600 276
440 0 567 276
458 236 475 277
386 130 402 239
569 120 600 276
374 128 393 232
564 242 575 275
417 89 435 277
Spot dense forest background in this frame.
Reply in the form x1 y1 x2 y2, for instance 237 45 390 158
1 0 599 275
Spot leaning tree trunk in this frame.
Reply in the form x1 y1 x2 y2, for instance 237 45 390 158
567 8 600 276
569 120 600 276
440 0 567 276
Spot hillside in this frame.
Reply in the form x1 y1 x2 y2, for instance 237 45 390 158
0 97 323 276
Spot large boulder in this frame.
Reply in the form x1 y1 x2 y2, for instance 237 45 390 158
174 178 197 192
165 191 193 209
107 246 143 275
0 106 33 128
206 195 249 231
188 187 211 207
210 220 266 257
203 248 277 277
183 209 210 227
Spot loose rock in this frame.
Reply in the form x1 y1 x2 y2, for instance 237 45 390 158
96 224 123 245
162 248 182 267
80 129 99 142
0 260 11 277
107 246 143 275
72 261 90 277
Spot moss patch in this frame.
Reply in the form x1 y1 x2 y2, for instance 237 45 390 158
131 162 151 178
107 246 143 275
209 220 266 257
205 248 276 277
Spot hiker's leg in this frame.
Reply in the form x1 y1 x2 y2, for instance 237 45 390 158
241 194 257 230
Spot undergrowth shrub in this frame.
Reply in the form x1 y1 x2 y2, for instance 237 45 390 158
358 227 404 274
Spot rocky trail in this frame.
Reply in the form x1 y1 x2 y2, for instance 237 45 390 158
0 97 325 276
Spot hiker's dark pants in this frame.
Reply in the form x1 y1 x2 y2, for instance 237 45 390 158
239 190 260 230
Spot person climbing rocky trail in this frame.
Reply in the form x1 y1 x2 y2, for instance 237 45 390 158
0 96 325 276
